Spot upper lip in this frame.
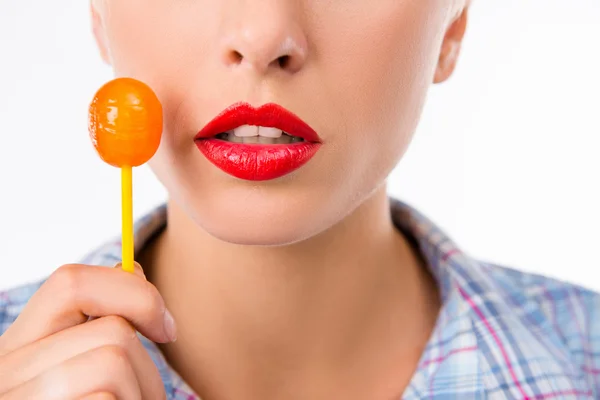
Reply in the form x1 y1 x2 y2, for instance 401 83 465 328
195 102 321 143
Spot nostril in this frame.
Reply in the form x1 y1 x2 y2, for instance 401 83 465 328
223 48 301 72
278 55 290 69
226 50 244 65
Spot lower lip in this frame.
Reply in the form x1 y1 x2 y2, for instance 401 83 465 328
195 139 321 181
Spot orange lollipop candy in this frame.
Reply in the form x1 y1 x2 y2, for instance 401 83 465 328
89 77 162 167
88 78 163 273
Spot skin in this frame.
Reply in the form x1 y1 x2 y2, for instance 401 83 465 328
0 263 170 399
0 0 469 399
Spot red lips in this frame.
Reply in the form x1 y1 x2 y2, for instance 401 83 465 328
195 103 322 181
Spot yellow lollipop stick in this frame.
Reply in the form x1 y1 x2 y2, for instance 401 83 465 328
121 166 134 273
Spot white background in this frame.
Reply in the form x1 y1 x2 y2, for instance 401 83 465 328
0 0 598 292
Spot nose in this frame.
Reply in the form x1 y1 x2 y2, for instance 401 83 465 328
220 3 308 74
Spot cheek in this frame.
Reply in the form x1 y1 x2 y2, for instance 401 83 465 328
312 2 447 172
102 3 213 86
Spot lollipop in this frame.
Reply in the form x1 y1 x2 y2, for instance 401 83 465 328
88 78 163 273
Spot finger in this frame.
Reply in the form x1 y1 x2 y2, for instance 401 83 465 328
113 261 146 279
88 262 145 323
0 264 176 355
79 392 117 400
0 316 165 400
0 345 141 400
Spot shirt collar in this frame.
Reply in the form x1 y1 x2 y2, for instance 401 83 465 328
392 198 592 398
82 198 590 399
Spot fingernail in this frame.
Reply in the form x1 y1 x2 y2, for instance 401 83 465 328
132 261 146 279
113 261 146 279
163 309 177 342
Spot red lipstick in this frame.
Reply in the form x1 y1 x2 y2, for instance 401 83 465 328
195 103 322 181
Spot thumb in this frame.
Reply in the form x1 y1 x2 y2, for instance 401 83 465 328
113 261 146 280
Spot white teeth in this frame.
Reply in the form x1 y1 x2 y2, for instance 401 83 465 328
258 127 283 138
231 125 284 138
217 133 303 144
218 125 304 144
232 125 259 137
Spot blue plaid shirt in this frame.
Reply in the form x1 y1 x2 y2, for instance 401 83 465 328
1 198 599 399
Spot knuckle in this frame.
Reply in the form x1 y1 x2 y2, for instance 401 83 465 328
97 345 131 371
48 264 82 295
102 316 137 343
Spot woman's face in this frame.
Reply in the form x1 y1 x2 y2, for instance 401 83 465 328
92 0 467 245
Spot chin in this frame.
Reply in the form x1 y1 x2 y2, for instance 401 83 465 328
193 203 330 247
171 181 343 247
205 219 313 247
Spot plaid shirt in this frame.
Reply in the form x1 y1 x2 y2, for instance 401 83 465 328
1 198 599 399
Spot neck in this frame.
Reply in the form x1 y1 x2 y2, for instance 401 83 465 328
142 187 440 399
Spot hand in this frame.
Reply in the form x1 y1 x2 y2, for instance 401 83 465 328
0 262 176 399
